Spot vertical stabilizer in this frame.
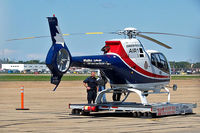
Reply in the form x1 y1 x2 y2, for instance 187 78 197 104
45 15 72 91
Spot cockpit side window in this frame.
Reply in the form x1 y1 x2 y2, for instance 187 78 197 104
151 53 169 73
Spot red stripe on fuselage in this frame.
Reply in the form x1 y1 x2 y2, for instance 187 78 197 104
105 41 169 78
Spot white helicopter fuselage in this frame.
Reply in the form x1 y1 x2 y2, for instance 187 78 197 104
102 38 170 91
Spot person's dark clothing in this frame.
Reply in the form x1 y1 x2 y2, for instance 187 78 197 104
83 76 97 104
87 90 97 104
83 76 97 91
97 76 107 103
96 76 107 87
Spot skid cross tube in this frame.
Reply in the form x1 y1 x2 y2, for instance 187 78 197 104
95 87 171 105
95 87 128 104
128 88 148 105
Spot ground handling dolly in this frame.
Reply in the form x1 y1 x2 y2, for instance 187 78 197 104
69 87 197 118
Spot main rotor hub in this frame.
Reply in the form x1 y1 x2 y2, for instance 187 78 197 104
119 27 139 39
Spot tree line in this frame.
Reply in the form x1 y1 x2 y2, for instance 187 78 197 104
169 61 200 69
0 58 200 69
0 59 45 64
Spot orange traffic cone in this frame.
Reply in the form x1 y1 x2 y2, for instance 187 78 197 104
16 86 29 110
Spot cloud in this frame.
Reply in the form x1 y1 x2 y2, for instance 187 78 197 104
27 53 45 60
101 2 115 9
0 49 16 56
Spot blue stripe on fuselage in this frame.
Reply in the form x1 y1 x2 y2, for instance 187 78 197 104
71 54 170 84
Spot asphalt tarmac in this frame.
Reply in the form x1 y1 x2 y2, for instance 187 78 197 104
0 79 199 133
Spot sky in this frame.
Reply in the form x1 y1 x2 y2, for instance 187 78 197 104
0 0 200 63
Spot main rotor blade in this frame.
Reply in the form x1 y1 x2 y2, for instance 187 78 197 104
63 32 104 36
138 34 172 49
6 35 50 41
85 32 104 35
6 32 105 41
140 32 200 39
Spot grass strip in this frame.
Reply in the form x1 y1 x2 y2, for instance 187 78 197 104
171 75 200 80
0 75 88 81
0 74 199 81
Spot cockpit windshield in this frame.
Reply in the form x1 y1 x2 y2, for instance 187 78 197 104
151 53 169 73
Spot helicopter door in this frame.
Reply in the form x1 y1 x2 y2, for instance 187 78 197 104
150 53 157 78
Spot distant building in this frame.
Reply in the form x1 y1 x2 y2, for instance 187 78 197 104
2 64 24 71
1 64 50 73
1 64 99 74
69 67 98 74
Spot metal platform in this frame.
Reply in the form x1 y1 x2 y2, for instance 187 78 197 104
69 102 197 117
69 86 197 118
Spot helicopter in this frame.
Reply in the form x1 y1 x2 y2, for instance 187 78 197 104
7 15 200 105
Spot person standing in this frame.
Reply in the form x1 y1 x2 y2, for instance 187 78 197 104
96 71 107 103
83 71 98 104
